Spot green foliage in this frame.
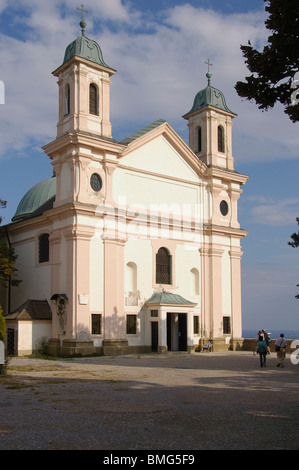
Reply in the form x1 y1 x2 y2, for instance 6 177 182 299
0 243 22 288
288 217 299 248
235 0 299 122
0 305 6 342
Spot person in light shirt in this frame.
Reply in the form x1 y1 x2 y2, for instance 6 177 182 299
275 333 287 368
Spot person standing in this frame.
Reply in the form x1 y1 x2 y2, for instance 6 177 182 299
257 335 267 367
275 334 287 368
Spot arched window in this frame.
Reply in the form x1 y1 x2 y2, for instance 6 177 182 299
38 233 49 263
218 125 224 153
156 247 172 285
65 84 70 115
89 83 98 115
197 127 202 153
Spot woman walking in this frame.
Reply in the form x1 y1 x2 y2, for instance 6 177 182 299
257 335 267 367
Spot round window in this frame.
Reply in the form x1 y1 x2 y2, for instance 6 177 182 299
90 173 102 192
220 200 229 216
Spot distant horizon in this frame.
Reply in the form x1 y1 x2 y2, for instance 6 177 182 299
242 329 299 340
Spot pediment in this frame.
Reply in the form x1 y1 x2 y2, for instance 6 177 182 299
118 120 207 182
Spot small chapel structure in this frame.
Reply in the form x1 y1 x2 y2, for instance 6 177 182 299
0 12 248 356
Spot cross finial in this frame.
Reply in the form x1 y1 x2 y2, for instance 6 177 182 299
205 59 213 85
77 4 88 36
205 59 213 73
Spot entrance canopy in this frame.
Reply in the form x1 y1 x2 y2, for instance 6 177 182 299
145 292 196 307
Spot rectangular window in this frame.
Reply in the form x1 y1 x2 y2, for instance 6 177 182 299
38 233 49 263
91 314 102 335
193 316 199 335
223 316 231 335
151 310 158 317
126 314 137 335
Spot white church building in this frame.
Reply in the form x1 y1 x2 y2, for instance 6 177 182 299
0 16 248 356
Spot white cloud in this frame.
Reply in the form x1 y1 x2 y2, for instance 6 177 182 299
88 0 133 23
0 1 298 162
249 197 299 226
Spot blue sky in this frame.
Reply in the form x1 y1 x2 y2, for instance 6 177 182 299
0 0 298 332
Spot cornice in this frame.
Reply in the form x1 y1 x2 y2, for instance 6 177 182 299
203 223 249 239
43 132 126 160
205 165 248 185
52 55 116 77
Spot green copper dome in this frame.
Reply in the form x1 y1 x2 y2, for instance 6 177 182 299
63 35 114 70
184 73 236 117
62 7 115 71
12 177 56 222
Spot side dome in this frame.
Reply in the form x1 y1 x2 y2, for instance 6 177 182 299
183 73 236 118
63 35 115 70
12 176 56 222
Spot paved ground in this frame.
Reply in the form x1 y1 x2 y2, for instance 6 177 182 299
0 351 299 451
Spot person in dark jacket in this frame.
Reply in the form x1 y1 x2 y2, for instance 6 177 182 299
257 335 267 367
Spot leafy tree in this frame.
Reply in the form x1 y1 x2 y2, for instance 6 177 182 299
288 217 299 248
0 244 22 288
0 198 22 289
235 0 299 122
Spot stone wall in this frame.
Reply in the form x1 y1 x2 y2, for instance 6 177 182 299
239 338 296 354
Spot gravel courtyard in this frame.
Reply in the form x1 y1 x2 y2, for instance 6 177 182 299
1 351 299 451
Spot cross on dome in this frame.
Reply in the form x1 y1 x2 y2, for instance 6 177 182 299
77 4 88 36
205 59 213 85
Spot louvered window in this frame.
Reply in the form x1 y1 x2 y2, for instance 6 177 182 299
197 126 202 152
218 125 224 153
89 83 98 115
65 84 70 115
156 247 172 285
38 234 49 263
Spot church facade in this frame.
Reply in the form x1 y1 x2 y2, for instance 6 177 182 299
0 22 248 356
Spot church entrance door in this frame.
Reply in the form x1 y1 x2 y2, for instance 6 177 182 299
167 313 187 351
151 322 158 352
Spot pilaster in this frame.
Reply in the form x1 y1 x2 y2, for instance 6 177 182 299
49 232 62 339
200 245 224 340
229 247 243 340
103 233 127 343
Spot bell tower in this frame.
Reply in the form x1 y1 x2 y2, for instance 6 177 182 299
52 6 116 139
183 61 236 171
182 63 248 350
43 7 122 211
